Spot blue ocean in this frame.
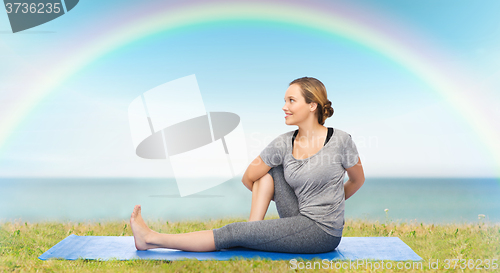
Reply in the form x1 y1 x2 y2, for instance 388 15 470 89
1 177 498 224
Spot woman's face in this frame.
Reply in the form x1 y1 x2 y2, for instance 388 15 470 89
282 84 317 126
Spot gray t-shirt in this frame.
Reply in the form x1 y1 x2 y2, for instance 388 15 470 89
259 128 359 237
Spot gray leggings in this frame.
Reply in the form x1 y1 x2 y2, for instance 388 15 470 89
212 165 342 253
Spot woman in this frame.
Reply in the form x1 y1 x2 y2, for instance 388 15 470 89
130 77 365 253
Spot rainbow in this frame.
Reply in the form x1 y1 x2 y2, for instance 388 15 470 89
1 0 499 177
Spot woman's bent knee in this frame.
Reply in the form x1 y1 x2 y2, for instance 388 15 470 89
254 173 273 188
260 173 274 198
264 173 274 184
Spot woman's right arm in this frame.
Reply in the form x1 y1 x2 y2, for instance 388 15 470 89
241 155 272 191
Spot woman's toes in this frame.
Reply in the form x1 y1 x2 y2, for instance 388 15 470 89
132 205 142 220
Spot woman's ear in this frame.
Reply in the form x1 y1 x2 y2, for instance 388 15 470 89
310 102 318 112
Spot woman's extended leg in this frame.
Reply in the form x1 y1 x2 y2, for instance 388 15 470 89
248 173 274 222
213 214 341 253
131 204 340 253
130 205 216 252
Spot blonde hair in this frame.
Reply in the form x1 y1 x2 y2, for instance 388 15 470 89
289 77 334 125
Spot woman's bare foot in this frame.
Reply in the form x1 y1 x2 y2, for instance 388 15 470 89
130 205 155 250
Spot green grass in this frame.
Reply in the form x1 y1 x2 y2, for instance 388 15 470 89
1 215 499 272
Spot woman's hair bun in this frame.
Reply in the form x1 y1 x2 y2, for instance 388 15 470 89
323 100 334 118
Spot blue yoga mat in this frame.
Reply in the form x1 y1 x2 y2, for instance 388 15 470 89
39 235 422 261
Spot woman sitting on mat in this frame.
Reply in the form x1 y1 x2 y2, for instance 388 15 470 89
130 76 365 253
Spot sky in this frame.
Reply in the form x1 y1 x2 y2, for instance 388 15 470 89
0 0 499 178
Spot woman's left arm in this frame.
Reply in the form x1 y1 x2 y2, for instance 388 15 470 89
344 157 365 200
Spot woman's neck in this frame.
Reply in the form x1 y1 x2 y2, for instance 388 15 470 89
296 124 327 143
